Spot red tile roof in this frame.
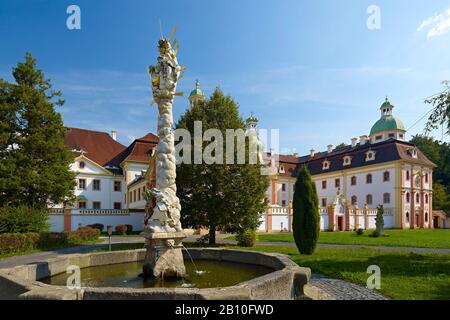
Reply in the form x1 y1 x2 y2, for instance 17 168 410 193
64 128 126 166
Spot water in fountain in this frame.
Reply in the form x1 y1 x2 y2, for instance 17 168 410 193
181 244 205 275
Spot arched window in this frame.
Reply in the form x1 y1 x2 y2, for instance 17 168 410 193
406 192 410 203
383 171 390 182
383 193 390 204
351 176 357 186
425 194 429 204
406 170 410 181
425 212 429 222
366 174 372 184
366 194 373 205
425 173 429 183
351 196 357 205
416 193 420 203
406 212 410 223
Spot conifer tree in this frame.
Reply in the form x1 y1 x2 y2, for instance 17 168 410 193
292 165 320 254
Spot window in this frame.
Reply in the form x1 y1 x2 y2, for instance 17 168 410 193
281 183 286 192
406 170 410 181
93 179 101 191
375 135 382 140
133 190 136 203
366 174 372 184
321 198 327 207
406 192 410 203
351 176 357 186
425 173 429 183
351 196 357 206
322 181 327 189
383 193 390 204
416 193 420 203
278 166 285 173
79 161 85 169
78 179 86 190
114 181 121 192
406 212 410 223
425 194 429 204
425 212 429 222
93 201 101 209
322 160 330 170
388 133 395 138
114 202 122 210
343 156 352 166
383 171 390 182
129 192 132 203
365 151 376 161
138 188 141 201
335 179 340 188
366 194 373 205
281 200 286 207
399 133 404 139
78 201 86 209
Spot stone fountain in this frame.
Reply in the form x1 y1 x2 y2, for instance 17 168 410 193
141 32 186 279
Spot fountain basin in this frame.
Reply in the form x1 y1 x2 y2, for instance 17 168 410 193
0 248 311 300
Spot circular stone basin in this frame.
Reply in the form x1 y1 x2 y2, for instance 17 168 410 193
41 260 273 289
0 248 311 300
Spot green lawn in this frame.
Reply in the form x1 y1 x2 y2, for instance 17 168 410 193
246 229 450 249
92 241 450 300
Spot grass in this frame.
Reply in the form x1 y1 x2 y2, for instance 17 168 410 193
229 229 450 249
90 241 450 300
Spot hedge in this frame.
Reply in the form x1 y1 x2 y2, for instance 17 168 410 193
0 227 100 255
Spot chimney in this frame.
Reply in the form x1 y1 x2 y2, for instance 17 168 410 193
293 152 298 157
111 130 117 141
351 137 357 147
359 135 368 145
310 149 316 157
327 144 333 153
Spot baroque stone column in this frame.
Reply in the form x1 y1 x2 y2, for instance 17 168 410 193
141 34 186 279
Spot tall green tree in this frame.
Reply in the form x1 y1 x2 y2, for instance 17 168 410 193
410 135 450 212
424 81 450 136
175 88 269 245
292 165 320 255
0 53 75 208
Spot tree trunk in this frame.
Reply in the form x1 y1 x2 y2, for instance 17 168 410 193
208 224 216 245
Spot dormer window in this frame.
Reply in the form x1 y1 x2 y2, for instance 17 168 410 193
278 165 285 173
365 150 376 162
322 160 330 170
343 156 352 166
408 148 418 159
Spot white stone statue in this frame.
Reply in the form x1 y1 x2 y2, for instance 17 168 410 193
145 37 184 233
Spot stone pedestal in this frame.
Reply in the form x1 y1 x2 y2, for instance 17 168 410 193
141 231 186 279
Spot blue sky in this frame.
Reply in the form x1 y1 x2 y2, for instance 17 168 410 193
1 0 450 155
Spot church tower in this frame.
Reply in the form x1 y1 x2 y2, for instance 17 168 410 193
188 80 205 107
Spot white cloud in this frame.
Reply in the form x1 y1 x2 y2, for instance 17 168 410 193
417 8 450 39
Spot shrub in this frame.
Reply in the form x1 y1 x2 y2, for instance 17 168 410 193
0 233 40 254
87 223 104 232
115 224 127 235
0 205 49 234
125 224 133 235
370 229 380 238
355 228 364 236
66 227 100 244
292 166 320 255
236 229 256 247
0 228 100 255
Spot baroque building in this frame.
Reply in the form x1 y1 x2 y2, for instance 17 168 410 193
262 98 435 232
49 82 435 233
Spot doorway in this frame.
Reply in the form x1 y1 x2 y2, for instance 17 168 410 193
337 216 344 231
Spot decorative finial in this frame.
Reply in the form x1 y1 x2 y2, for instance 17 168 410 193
195 79 200 88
